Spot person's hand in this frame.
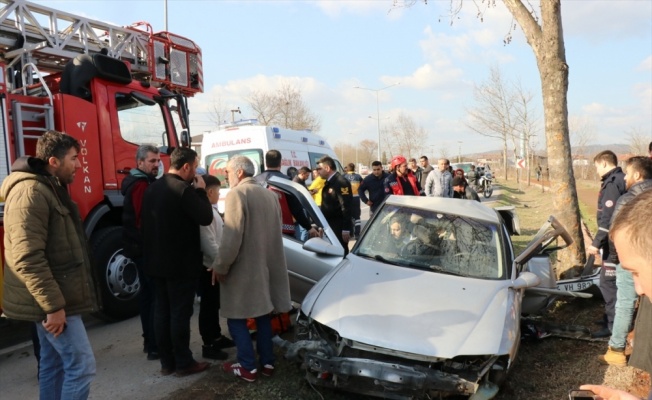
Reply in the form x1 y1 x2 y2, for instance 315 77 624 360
193 175 206 189
211 270 227 285
43 309 67 338
342 231 351 243
366 201 373 206
580 384 641 400
588 245 600 256
308 227 319 238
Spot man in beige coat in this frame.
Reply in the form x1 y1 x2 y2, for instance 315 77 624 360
213 155 291 382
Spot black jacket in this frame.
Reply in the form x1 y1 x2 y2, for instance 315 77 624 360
255 170 312 230
592 167 626 255
121 169 156 258
320 172 353 233
607 179 652 264
359 171 389 213
141 173 213 278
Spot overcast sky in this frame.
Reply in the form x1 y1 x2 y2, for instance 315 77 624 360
35 0 652 156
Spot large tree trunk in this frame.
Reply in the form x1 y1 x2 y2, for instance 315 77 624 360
504 0 585 273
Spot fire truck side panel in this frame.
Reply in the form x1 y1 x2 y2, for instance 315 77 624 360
53 94 105 220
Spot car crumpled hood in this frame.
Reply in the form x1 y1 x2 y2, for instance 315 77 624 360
302 255 517 360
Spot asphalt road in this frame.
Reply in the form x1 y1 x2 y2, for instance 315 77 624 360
0 191 500 399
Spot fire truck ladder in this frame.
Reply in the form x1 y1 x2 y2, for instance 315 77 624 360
0 0 202 95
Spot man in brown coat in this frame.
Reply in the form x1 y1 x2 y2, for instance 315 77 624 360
213 155 292 382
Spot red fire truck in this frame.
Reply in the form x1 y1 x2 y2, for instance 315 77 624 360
0 0 203 320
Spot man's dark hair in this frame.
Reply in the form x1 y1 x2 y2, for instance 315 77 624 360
265 150 282 168
371 161 382 167
471 165 476 170
409 158 417 163
36 130 80 161
347 162 355 171
170 147 197 170
201 174 221 188
136 144 159 162
299 166 311 174
649 141 652 152
625 156 652 180
419 156 428 161
593 150 617 166
318 155 336 170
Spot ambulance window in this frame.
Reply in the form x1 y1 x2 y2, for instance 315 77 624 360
205 149 264 188
308 152 345 174
115 93 168 147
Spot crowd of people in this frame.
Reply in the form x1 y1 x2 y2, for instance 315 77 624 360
1 132 652 399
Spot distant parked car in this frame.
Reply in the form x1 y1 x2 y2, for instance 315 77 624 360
360 165 369 175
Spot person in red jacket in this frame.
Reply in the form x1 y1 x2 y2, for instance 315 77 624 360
383 155 420 196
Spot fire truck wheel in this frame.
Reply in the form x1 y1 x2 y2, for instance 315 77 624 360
90 226 140 321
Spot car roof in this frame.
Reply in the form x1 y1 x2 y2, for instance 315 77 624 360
384 195 500 224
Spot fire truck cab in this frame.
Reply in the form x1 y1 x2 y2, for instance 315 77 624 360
0 0 203 320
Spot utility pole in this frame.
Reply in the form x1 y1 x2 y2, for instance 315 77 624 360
457 141 462 163
230 107 241 123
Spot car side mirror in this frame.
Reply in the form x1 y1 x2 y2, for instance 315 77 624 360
511 271 541 289
302 237 345 257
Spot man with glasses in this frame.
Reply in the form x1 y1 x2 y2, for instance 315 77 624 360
359 161 389 217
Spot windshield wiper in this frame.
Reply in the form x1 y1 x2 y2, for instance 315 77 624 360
430 265 468 277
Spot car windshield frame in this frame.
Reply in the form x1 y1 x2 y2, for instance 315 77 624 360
353 203 505 280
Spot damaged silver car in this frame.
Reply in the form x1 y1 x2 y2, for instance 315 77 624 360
278 193 574 400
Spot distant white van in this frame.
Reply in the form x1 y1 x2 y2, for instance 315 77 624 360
200 120 343 211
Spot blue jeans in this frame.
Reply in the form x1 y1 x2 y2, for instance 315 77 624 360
609 264 638 349
294 223 309 242
36 314 95 400
227 314 274 372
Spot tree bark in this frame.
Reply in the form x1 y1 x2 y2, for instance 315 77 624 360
504 0 585 272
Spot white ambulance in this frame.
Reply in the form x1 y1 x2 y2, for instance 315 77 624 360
200 120 343 212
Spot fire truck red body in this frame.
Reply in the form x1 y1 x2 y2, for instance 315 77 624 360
0 0 202 319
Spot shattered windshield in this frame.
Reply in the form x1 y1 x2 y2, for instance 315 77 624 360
354 204 504 279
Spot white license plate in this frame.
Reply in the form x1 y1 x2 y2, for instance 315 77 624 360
556 280 594 292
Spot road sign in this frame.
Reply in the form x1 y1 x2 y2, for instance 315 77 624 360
516 157 526 169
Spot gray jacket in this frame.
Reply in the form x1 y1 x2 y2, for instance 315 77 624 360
424 169 452 197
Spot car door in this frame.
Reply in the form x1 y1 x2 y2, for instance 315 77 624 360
267 176 346 303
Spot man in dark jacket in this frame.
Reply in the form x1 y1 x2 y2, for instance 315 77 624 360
121 145 160 360
344 163 364 238
1 130 99 399
451 177 481 202
359 161 389 217
590 150 626 338
599 156 652 365
142 147 213 377
318 155 353 254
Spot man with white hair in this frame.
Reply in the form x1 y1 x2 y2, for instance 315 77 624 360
213 155 292 383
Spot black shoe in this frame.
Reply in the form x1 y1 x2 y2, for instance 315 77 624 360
593 319 607 326
175 361 210 377
202 344 228 360
591 327 612 338
213 335 236 349
147 351 160 361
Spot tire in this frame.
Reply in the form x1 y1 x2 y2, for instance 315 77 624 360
90 226 140 321
484 182 493 198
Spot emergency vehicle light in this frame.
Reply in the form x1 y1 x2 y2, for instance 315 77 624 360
272 127 280 133
301 137 308 142
319 140 325 145
273 133 282 139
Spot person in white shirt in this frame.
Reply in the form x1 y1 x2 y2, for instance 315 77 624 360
198 174 234 359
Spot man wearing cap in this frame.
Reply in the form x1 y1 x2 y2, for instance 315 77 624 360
451 176 480 202
343 163 363 238
384 155 420 196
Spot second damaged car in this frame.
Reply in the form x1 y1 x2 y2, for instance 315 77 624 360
285 195 573 400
